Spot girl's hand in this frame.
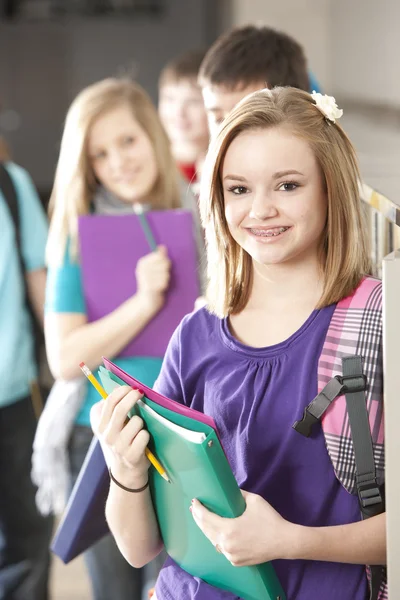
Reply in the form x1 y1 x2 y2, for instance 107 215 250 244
91 386 150 489
135 246 171 312
191 490 297 566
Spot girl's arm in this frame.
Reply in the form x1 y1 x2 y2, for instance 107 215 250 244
292 511 386 565
106 470 163 567
26 268 46 328
91 387 163 567
91 319 184 567
46 247 170 380
191 490 386 567
46 292 160 380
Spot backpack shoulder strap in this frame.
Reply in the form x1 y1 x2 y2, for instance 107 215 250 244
0 163 24 268
0 163 19 227
318 276 384 495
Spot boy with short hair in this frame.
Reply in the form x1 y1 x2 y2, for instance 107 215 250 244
158 49 209 187
198 25 310 136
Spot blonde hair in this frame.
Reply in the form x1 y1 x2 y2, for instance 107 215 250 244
47 78 180 266
200 87 371 317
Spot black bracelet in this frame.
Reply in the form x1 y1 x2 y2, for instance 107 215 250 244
109 468 149 493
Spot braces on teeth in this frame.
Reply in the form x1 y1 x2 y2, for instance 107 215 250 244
251 227 289 237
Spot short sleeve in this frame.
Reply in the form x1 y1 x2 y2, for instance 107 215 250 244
6 163 48 272
153 321 185 404
45 241 86 314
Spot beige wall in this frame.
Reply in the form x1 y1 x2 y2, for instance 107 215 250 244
331 0 400 107
229 0 400 108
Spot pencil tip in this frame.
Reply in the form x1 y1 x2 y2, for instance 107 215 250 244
162 473 171 483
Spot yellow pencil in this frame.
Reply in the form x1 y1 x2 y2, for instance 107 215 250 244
79 362 170 482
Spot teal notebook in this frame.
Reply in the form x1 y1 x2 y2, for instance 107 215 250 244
99 367 286 600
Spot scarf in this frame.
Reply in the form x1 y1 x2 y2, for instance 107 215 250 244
93 185 151 215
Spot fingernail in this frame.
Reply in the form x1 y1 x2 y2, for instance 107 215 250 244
189 506 192 512
191 498 195 504
138 389 144 395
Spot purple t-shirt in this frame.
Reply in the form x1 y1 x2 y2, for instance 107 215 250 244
153 305 368 600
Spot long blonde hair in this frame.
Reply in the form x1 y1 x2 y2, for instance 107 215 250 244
200 87 371 317
47 78 180 266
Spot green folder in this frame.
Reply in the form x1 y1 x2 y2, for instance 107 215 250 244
99 367 285 600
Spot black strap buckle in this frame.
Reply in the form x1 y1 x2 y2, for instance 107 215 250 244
292 412 319 437
336 373 367 394
293 377 345 437
358 482 383 516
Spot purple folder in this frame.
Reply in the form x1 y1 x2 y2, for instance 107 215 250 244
78 211 200 358
51 359 218 563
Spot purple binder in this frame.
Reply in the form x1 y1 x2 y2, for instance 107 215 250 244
51 359 218 564
51 437 109 563
78 211 200 358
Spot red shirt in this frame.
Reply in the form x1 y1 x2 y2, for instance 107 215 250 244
177 162 197 183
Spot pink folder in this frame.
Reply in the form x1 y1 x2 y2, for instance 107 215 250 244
78 211 200 358
103 357 218 433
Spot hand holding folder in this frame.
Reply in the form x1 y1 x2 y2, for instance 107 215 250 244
78 211 200 358
52 359 286 600
79 362 169 482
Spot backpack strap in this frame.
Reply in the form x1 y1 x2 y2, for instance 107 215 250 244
292 373 363 437
341 355 385 600
293 354 383 514
0 163 20 239
342 355 383 518
0 163 26 282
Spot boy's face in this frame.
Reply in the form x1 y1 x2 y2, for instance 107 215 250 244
202 81 265 137
159 80 209 149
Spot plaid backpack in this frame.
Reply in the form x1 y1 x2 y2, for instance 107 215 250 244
294 276 386 600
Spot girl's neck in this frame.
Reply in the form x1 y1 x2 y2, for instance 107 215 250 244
248 256 324 313
229 257 324 348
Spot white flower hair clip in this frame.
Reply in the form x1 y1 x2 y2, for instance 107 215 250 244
311 91 343 124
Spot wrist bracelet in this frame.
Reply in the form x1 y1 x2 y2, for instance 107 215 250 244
109 468 149 493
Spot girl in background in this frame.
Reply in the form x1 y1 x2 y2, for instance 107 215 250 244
92 87 385 599
44 78 196 600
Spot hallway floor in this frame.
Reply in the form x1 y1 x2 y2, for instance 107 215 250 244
51 554 91 599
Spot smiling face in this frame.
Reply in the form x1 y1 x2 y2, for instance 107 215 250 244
88 103 159 204
222 127 328 269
